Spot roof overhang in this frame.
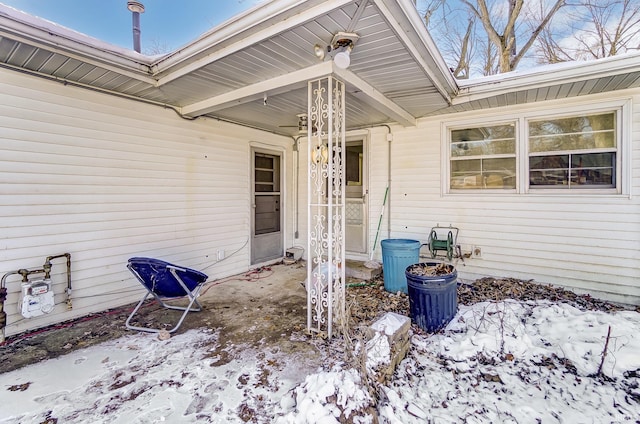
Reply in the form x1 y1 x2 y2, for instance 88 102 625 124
2 1 639 135
0 0 458 136
437 52 640 116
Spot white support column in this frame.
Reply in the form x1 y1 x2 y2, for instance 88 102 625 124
306 76 346 339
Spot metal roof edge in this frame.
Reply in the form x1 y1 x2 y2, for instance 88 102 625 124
454 52 640 103
150 0 350 74
0 4 156 72
390 0 459 97
370 0 458 105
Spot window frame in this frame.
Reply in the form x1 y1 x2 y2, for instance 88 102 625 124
445 118 519 194
524 107 622 194
442 98 630 196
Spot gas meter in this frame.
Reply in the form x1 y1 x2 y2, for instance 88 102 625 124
20 279 55 318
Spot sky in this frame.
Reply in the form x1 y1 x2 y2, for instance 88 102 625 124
0 0 265 53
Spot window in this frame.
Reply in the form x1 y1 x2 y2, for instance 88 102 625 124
446 105 622 194
449 123 516 189
528 113 616 188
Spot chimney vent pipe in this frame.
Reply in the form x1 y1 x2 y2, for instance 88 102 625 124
127 1 145 53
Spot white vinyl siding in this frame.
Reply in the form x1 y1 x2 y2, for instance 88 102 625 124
0 69 292 336
369 91 640 305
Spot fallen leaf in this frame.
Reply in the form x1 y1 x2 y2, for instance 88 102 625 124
8 382 31 391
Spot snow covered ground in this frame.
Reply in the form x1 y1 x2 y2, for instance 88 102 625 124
377 301 640 423
1 300 639 423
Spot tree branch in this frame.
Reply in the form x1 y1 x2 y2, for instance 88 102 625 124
512 0 565 68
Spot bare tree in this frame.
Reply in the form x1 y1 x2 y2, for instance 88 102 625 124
143 38 172 56
462 0 566 73
421 1 478 78
481 32 499 75
535 0 640 63
418 0 640 76
572 0 640 59
422 0 446 26
536 24 574 64
419 0 567 76
450 18 475 78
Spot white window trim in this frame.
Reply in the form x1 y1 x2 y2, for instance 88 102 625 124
442 98 632 197
442 118 519 194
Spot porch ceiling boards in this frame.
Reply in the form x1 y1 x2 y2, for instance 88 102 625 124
0 0 456 136
1 0 639 136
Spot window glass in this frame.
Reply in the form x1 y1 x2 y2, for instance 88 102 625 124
451 124 515 157
529 113 615 153
254 154 280 192
529 152 614 187
528 112 616 188
450 123 516 190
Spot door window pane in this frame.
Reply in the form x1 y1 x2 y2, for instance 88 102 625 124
255 195 280 234
255 154 280 192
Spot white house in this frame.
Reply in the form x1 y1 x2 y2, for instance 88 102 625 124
1 0 638 338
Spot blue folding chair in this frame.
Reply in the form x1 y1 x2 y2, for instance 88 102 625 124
125 257 208 334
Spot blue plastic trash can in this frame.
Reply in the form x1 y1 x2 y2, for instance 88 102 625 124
405 262 458 332
381 239 421 293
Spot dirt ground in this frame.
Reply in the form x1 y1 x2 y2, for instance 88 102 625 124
0 262 317 374
2 261 636 375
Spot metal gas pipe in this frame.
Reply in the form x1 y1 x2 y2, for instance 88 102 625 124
0 253 72 343
45 253 72 310
0 272 10 343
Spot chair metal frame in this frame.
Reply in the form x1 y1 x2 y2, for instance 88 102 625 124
125 260 206 334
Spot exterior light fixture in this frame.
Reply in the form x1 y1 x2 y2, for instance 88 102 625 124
313 32 359 69
332 45 352 69
329 32 358 69
312 144 329 164
313 44 326 60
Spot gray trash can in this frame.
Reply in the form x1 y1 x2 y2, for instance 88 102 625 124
405 262 458 332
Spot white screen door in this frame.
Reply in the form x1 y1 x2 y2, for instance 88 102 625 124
345 140 367 253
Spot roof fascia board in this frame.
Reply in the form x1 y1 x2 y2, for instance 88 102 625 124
454 52 640 104
371 0 458 103
0 6 155 84
0 30 157 85
153 0 354 86
333 66 416 127
181 61 334 117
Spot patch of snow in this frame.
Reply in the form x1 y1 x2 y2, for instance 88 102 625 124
370 312 409 336
0 329 313 423
277 367 373 424
365 332 391 373
379 301 640 423
2 301 639 423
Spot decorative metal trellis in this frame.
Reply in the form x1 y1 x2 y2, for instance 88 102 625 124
306 76 346 339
